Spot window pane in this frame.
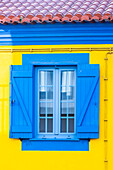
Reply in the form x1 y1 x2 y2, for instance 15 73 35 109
47 71 53 85
61 102 67 117
47 87 53 99
39 103 46 116
67 71 74 86
61 71 74 101
68 118 74 133
40 71 46 86
61 118 67 133
47 103 53 116
61 71 67 86
67 87 74 100
68 103 74 116
61 71 74 86
61 87 67 100
61 87 74 100
39 87 46 100
39 119 45 132
47 119 53 132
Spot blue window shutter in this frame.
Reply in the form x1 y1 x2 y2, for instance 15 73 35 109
9 65 33 139
76 64 99 139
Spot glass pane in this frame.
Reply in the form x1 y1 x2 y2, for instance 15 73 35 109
67 87 74 100
47 103 53 116
61 102 67 117
61 71 67 86
61 71 74 100
61 71 74 86
47 119 53 132
47 71 53 85
61 87 67 100
68 103 74 117
39 118 45 132
61 118 67 133
39 102 46 116
68 118 74 133
40 71 46 86
47 87 53 99
67 71 74 86
39 87 46 100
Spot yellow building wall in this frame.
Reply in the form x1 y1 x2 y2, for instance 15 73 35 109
0 44 112 170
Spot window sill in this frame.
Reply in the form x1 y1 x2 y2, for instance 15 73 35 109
29 138 80 141
22 139 89 151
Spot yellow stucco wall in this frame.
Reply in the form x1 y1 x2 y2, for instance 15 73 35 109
0 44 112 170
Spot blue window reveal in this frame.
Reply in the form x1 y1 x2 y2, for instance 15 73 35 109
9 53 99 151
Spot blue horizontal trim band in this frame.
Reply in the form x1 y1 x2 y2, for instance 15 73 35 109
0 23 113 45
22 53 89 65
22 139 89 151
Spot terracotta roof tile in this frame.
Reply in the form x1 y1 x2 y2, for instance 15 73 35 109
0 0 113 24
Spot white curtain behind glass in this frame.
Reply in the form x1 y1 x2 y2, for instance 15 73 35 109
40 71 53 91
62 71 74 96
40 71 46 91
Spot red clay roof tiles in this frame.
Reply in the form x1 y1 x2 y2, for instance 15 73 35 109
0 0 113 25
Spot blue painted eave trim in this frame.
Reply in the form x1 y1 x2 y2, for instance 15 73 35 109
0 22 113 45
22 139 89 151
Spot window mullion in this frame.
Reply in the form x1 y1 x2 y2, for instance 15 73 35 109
54 68 59 135
45 71 47 133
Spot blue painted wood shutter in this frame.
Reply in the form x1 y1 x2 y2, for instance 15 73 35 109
76 64 99 139
9 65 33 139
